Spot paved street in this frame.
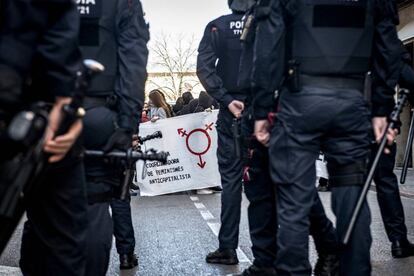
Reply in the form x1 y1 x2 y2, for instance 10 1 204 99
1 187 414 276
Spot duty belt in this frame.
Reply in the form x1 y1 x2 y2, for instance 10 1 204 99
83 95 118 111
83 96 107 110
87 191 113 204
300 74 365 91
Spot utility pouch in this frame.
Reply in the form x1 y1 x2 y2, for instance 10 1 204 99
106 94 118 110
363 72 372 106
287 60 301 92
83 94 118 111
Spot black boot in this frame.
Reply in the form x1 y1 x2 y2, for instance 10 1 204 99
234 265 277 276
119 253 138 270
210 186 223 192
392 239 414 258
314 253 339 276
130 182 140 191
206 249 239 265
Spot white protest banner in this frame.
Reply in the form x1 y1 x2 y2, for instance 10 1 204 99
135 110 221 196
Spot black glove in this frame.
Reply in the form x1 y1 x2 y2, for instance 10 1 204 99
103 128 132 153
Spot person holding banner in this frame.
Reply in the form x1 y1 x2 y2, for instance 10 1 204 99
77 0 149 274
197 0 255 265
149 89 172 121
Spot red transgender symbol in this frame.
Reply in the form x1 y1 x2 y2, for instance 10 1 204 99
177 123 214 169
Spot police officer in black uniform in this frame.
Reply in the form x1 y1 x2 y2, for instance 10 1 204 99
253 0 402 275
236 2 338 275
197 0 254 264
77 0 149 273
370 43 414 259
0 1 88 275
372 143 414 258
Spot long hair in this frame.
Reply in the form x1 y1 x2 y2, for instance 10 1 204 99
159 91 174 117
149 89 172 118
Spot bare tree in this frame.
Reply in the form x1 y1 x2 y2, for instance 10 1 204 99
149 33 199 100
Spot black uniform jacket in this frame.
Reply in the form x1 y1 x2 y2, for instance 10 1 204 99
78 0 150 132
251 0 402 119
197 12 246 108
0 0 82 100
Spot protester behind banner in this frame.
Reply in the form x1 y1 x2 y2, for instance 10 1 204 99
194 91 215 113
159 90 174 117
141 102 150 123
148 89 172 121
173 97 184 115
177 91 195 116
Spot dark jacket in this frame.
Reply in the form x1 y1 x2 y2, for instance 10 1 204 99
194 91 214 113
182 92 194 105
173 97 184 115
197 12 245 109
0 0 81 102
78 0 150 132
398 41 414 105
251 0 403 119
179 99 199 115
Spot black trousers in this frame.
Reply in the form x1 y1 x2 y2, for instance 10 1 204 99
270 86 372 276
242 111 337 268
85 202 112 276
111 197 136 255
20 160 88 276
243 139 278 267
83 106 135 263
372 143 408 243
216 107 243 249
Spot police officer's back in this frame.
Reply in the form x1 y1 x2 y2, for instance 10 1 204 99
0 1 89 275
369 42 414 259
252 0 402 275
77 0 149 273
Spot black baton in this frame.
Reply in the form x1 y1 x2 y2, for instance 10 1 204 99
342 89 410 245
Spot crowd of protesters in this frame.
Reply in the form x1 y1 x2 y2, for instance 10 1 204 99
141 89 218 123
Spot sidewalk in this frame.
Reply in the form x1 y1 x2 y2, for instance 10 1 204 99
0 266 21 276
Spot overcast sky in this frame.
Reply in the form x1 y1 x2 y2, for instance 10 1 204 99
139 1 231 91
141 0 231 39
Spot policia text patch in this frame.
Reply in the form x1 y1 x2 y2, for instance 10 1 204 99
76 0 102 17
